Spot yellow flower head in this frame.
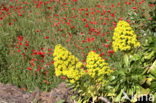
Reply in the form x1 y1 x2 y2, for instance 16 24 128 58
53 44 85 81
86 51 113 78
112 21 140 52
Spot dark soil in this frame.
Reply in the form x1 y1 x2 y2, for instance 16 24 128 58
0 82 75 103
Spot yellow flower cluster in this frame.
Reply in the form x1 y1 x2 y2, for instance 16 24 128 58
86 51 113 80
112 21 140 52
53 44 85 83
53 44 113 84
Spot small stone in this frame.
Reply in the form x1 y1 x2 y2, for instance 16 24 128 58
23 94 30 99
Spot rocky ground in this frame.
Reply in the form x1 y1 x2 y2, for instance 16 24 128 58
0 82 75 103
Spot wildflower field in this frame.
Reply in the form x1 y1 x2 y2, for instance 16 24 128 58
0 0 156 102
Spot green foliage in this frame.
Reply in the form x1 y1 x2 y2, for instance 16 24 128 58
110 34 156 102
127 2 156 38
145 1 156 35
108 8 156 102
0 39 9 83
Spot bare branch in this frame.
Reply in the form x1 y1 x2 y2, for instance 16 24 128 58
98 96 111 103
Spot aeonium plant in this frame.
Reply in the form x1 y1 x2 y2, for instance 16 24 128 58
112 20 140 67
110 20 150 102
53 44 113 103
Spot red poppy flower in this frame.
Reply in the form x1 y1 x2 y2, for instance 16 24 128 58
99 48 102 51
61 76 67 79
82 60 85 62
37 30 39 32
26 43 29 46
45 36 49 39
111 13 115 18
41 60 44 63
18 35 23 41
27 67 32 70
17 50 21 52
105 44 110 48
9 23 12 26
22 88 26 91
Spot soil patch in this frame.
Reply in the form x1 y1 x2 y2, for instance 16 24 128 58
0 82 75 103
